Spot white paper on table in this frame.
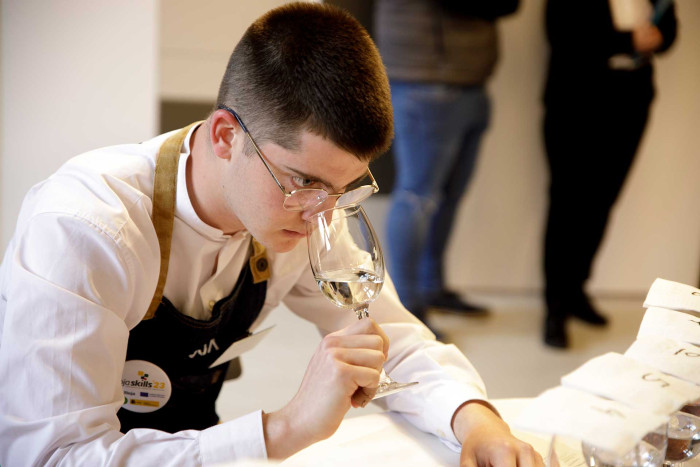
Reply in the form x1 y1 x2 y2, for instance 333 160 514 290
561 352 700 414
625 335 700 385
638 307 700 346
643 278 700 313
513 386 668 456
209 326 275 368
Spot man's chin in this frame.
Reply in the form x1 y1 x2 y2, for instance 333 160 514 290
266 234 304 254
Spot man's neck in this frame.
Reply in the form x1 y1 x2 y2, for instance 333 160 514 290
186 121 243 235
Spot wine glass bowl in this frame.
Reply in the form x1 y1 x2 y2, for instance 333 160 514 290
316 269 383 318
307 205 384 319
306 205 418 399
581 422 668 467
664 411 700 466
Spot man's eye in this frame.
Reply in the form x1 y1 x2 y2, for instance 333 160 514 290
291 176 317 189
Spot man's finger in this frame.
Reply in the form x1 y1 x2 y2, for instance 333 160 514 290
458 455 477 467
331 347 385 370
330 318 389 356
351 386 377 408
516 447 543 467
322 334 385 353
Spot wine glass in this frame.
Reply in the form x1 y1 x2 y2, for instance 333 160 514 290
306 205 418 399
663 411 700 466
581 422 668 467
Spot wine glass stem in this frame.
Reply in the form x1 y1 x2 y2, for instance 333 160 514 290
355 305 369 320
351 304 419 398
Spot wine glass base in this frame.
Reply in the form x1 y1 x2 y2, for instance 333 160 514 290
372 381 419 400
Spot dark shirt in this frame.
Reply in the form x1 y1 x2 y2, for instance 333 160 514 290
544 0 677 103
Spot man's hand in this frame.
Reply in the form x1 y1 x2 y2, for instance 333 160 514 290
263 318 389 459
632 22 663 54
453 401 545 467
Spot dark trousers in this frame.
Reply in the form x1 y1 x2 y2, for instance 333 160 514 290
543 69 654 318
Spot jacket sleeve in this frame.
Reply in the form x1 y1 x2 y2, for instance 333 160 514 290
653 0 677 54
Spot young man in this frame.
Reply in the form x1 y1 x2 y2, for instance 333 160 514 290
0 3 541 466
375 0 519 329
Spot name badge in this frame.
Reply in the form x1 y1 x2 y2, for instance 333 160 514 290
121 360 172 413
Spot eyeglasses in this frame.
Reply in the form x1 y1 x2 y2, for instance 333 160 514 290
217 104 379 212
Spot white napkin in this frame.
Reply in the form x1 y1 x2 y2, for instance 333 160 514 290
638 307 700 346
625 336 700 385
513 386 667 456
561 352 700 414
209 326 275 368
643 278 700 313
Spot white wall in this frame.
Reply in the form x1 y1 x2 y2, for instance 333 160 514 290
160 0 303 102
0 0 159 250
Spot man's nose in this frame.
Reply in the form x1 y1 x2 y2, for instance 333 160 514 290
300 198 336 222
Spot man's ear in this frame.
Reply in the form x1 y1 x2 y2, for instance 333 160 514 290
209 109 241 160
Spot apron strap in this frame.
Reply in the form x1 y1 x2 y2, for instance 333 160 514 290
144 122 201 320
143 122 270 320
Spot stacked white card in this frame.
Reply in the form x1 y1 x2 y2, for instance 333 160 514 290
514 278 700 456
637 307 700 346
643 278 700 313
515 386 668 455
562 352 700 414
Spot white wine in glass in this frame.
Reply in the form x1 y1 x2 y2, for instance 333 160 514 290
316 268 383 316
307 205 418 399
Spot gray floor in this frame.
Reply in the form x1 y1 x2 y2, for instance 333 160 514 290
217 292 647 422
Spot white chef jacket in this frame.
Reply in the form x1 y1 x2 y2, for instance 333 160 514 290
0 125 488 466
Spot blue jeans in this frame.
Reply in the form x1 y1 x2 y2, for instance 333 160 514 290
386 81 490 314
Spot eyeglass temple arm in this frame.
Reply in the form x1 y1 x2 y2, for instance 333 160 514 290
367 169 379 192
216 104 288 195
217 104 379 197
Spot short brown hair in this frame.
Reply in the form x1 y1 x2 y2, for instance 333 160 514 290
216 2 393 161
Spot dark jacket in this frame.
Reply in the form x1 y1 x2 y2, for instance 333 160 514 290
544 0 677 104
374 0 519 86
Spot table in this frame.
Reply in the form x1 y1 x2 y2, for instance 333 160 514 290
277 398 589 467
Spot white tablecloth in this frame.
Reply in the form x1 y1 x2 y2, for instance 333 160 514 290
280 398 587 466
226 399 588 466
282 411 458 466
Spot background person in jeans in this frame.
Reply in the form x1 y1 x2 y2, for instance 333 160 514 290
374 0 519 331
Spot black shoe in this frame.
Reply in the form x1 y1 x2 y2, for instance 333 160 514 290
427 290 489 316
570 295 608 326
544 317 568 348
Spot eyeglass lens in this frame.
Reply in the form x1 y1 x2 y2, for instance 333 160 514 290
283 185 376 212
336 185 376 207
283 190 328 211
